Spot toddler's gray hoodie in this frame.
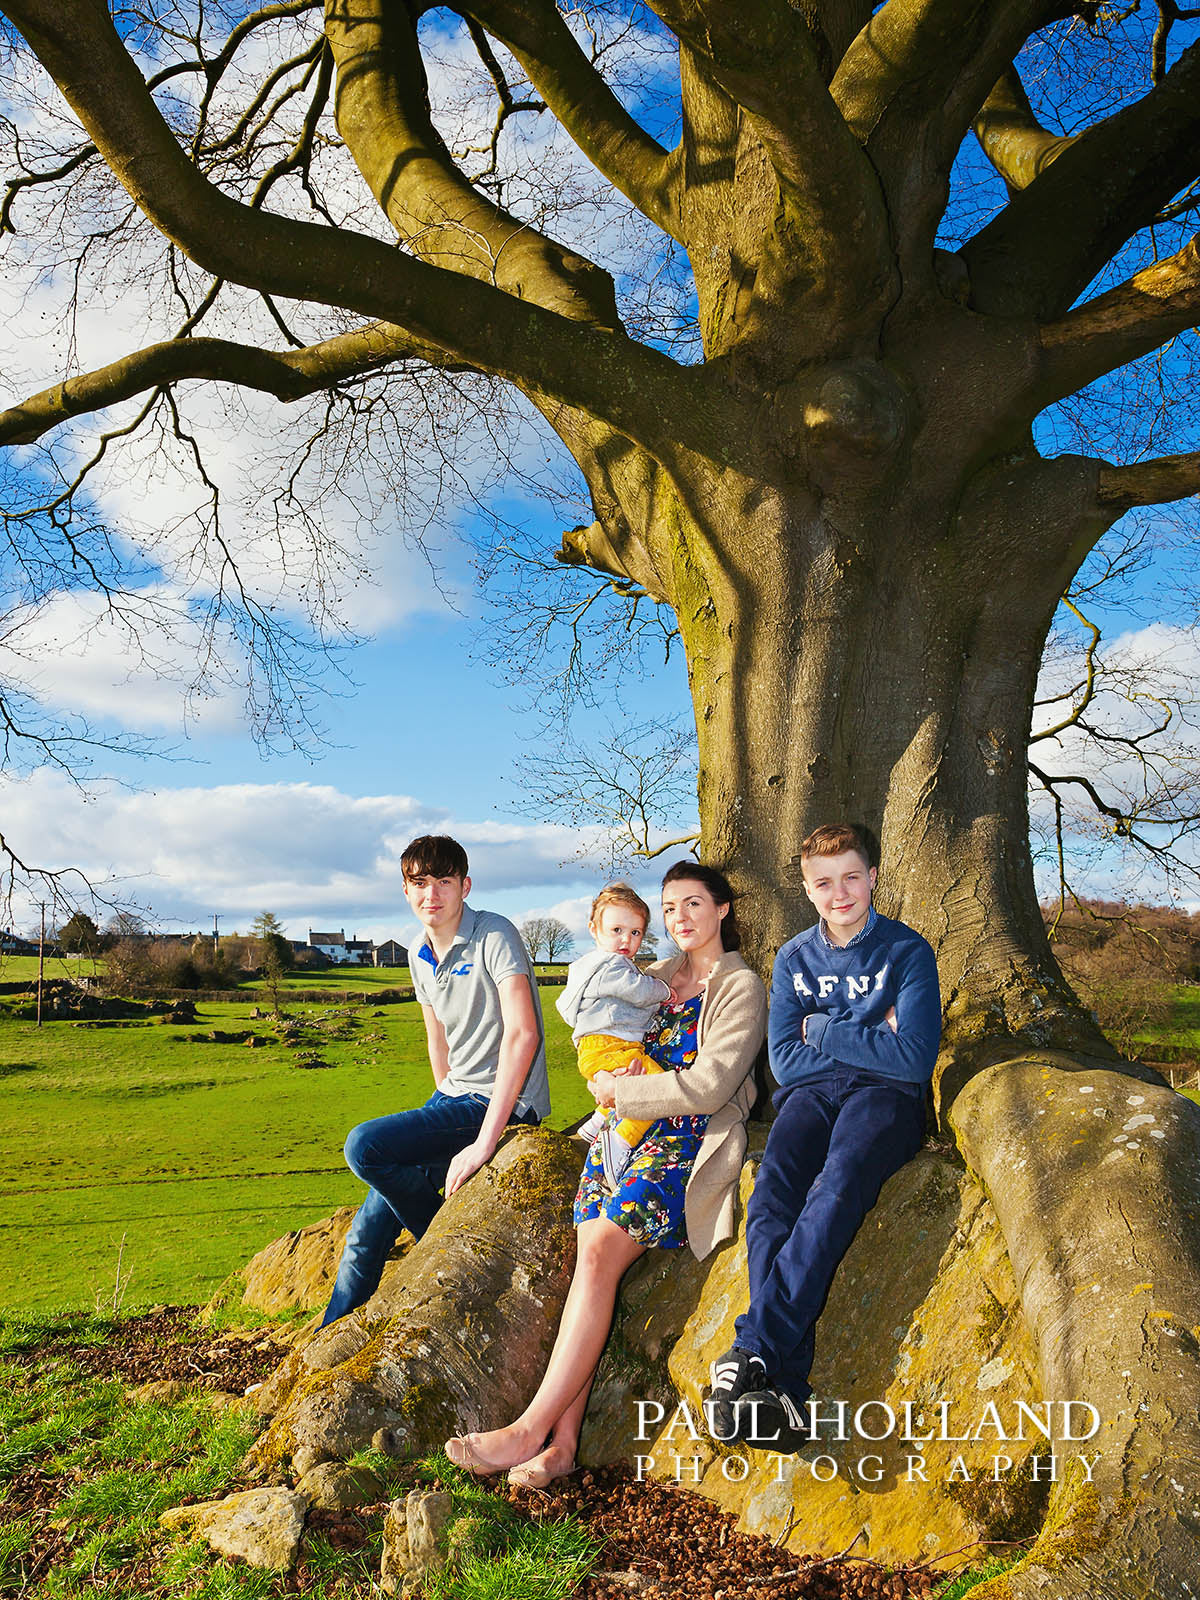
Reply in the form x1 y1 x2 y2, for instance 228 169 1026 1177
556 949 672 1045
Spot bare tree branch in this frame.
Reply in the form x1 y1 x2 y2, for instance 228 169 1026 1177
1152 0 1200 85
458 18 544 185
1 141 95 234
965 39 1200 320
512 718 699 871
1036 237 1200 407
1030 761 1191 850
192 0 323 151
1 0 699 451
1031 597 1100 741
0 325 465 446
460 0 682 239
972 66 1076 192
324 0 620 327
1097 449 1200 511
832 0 1053 271
198 37 326 165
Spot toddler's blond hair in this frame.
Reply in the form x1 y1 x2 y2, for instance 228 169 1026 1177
589 881 652 931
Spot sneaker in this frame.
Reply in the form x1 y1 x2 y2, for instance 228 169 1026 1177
735 1385 813 1453
598 1124 634 1189
703 1346 765 1440
574 1109 606 1145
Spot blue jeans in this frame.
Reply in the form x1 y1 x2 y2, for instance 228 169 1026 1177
321 1089 539 1325
734 1069 926 1398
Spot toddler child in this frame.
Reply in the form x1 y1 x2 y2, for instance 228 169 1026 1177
557 883 674 1188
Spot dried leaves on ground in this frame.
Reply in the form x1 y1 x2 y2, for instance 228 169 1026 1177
2 1309 988 1598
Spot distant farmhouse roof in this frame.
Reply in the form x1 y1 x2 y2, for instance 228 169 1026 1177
0 929 38 955
304 928 403 966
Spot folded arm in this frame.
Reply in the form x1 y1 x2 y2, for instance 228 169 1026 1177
804 944 941 1080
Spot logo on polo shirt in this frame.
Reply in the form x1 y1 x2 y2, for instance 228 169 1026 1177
449 962 473 976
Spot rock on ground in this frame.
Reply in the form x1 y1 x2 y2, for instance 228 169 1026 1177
295 1460 385 1510
379 1489 453 1596
159 1486 308 1570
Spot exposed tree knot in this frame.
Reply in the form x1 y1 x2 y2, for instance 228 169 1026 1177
800 362 906 459
767 362 907 470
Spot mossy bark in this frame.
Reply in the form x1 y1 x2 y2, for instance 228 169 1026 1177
248 1129 582 1478
555 402 1200 1591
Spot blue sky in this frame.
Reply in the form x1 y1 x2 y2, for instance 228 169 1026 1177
3 6 1199 946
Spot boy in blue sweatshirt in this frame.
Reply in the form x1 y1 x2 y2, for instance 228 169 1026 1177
707 824 940 1449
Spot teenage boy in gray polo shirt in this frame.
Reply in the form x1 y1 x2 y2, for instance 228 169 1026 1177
320 835 550 1325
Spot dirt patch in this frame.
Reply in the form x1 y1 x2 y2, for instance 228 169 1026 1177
513 1467 943 1599
9 1305 289 1393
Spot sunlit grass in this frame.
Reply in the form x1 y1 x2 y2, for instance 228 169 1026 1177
2 1322 601 1599
0 984 585 1311
933 1553 1021 1598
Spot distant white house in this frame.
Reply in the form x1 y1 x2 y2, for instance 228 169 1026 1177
302 930 408 966
307 929 379 965
309 929 357 964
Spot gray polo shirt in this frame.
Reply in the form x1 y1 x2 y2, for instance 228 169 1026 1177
408 904 550 1120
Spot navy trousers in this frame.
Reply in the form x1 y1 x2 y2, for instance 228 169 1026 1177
321 1089 538 1326
734 1068 926 1400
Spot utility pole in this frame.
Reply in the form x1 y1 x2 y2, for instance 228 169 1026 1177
36 901 45 1028
212 913 221 956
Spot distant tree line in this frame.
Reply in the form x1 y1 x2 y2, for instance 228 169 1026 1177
1045 897 1200 1059
46 908 307 995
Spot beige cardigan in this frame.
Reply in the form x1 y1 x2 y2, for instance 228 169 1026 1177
612 950 767 1260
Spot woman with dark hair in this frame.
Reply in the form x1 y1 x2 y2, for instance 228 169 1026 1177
447 862 766 1486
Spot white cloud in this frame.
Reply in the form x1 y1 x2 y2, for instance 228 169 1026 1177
1030 619 1200 901
1 770 594 939
7 586 244 732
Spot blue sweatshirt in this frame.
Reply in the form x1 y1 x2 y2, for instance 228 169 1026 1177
769 909 941 1088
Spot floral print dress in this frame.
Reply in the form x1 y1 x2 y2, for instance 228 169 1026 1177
573 994 708 1250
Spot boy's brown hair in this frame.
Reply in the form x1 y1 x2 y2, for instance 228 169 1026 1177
401 834 469 882
590 881 652 930
800 823 876 872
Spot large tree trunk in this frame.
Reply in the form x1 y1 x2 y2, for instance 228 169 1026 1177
560 433 1200 1595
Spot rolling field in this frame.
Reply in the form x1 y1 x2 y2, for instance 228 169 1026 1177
0 953 103 986
0 986 590 1313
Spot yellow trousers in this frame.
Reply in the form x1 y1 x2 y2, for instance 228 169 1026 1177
577 1033 663 1147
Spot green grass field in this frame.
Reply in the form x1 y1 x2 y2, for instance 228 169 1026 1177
0 987 590 1313
1131 985 1200 1051
0 953 104 986
6 954 1197 1318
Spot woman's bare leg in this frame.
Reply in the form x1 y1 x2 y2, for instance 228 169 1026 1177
508 1379 592 1488
447 1218 644 1473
